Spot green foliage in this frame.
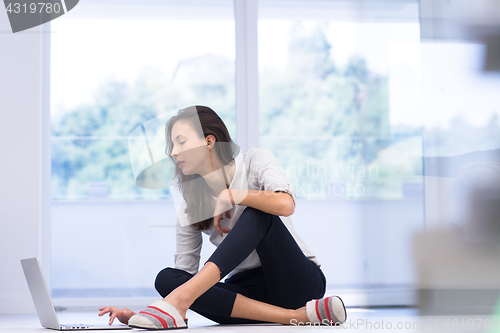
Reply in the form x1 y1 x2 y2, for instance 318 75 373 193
259 22 405 199
51 57 236 200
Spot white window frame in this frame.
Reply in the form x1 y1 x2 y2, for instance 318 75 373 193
235 0 259 151
41 19 52 294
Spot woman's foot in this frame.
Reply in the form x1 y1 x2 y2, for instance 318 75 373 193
162 289 192 320
128 300 188 330
291 305 310 324
159 261 222 320
305 295 347 325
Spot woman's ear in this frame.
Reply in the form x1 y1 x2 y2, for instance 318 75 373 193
206 135 216 149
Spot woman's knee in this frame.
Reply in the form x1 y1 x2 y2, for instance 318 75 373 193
240 207 272 228
241 206 264 217
154 267 192 297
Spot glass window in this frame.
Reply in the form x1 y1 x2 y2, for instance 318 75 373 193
50 1 235 297
49 0 428 305
420 41 500 228
258 0 423 294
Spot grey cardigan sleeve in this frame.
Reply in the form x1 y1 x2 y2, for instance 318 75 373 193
248 148 297 206
174 216 202 275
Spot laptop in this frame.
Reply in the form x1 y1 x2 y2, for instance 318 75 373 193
21 257 132 330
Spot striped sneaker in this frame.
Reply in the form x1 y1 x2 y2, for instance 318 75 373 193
128 300 188 330
305 295 347 325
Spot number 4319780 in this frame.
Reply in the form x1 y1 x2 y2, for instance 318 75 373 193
6 2 62 14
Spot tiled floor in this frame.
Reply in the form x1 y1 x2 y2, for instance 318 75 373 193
0 308 496 333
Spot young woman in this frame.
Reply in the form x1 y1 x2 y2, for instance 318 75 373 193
98 105 347 329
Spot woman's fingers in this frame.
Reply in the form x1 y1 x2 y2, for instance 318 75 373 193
217 225 232 236
214 213 232 237
98 306 112 316
98 306 119 325
213 214 223 237
109 312 118 325
223 210 232 233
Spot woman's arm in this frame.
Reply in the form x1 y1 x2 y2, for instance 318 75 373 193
174 215 203 275
218 189 295 217
213 149 297 236
213 189 295 237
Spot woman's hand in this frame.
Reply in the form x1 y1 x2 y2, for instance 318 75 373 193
98 306 136 325
213 189 234 237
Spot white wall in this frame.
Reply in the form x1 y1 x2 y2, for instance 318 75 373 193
0 10 44 314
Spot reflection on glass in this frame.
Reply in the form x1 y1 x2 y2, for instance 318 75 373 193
258 19 422 200
51 17 236 202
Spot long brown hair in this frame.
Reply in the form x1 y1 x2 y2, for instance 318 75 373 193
165 106 238 231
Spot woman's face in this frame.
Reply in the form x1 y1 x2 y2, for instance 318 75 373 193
170 120 210 175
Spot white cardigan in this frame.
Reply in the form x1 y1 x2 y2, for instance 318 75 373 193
172 147 321 280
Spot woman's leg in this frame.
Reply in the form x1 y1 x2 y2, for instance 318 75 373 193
255 210 327 309
155 267 272 324
162 207 326 324
209 207 326 321
163 263 308 325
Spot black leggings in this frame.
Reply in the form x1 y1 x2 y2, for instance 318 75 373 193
154 207 327 324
